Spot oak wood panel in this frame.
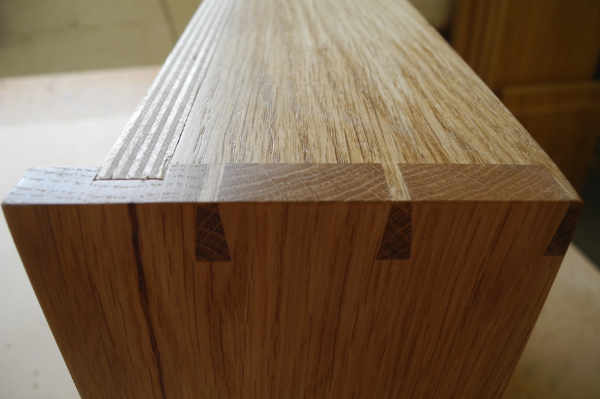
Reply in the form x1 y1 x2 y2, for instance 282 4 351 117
2 204 166 399
452 0 600 90
5 165 392 204
399 164 571 201
97 0 574 202
3 182 572 398
502 82 600 190
98 0 234 179
216 163 390 201
2 0 584 398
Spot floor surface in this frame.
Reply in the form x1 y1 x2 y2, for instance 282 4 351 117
0 67 599 398
0 0 199 77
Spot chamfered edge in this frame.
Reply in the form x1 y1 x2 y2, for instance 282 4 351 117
3 163 580 205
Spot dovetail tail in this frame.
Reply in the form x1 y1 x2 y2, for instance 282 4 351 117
195 204 231 261
377 203 412 260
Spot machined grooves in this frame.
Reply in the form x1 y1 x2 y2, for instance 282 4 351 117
97 0 235 180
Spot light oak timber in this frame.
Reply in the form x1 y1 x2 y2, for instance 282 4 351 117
3 164 579 398
3 0 582 398
97 0 577 201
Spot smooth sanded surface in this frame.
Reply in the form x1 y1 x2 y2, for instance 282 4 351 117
2 66 598 399
96 0 577 202
1 2 584 398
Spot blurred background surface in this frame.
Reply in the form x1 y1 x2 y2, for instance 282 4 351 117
0 0 599 398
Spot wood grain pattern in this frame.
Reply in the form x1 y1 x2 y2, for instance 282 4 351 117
2 0 583 398
452 0 600 90
97 0 576 202
3 194 573 398
502 82 600 190
5 167 211 204
97 0 233 179
217 163 390 201
399 164 570 201
5 165 390 204
3 204 166 398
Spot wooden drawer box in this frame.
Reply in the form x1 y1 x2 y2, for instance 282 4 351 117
3 0 580 397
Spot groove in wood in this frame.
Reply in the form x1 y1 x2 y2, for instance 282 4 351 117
195 204 231 261
97 0 235 179
93 0 579 204
545 202 582 256
5 165 393 204
5 166 210 204
376 203 412 260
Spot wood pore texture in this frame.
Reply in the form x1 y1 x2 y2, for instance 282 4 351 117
2 0 582 398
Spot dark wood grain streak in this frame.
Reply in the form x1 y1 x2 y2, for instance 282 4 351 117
545 202 582 256
2 204 166 398
377 204 412 260
127 204 168 398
